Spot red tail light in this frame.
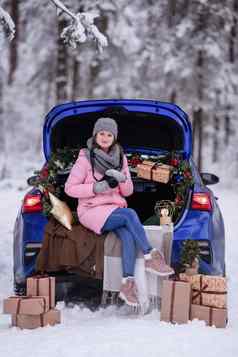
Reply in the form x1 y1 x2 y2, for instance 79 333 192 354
22 193 43 213
191 192 212 211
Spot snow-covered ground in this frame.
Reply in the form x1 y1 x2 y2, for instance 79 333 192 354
0 181 237 357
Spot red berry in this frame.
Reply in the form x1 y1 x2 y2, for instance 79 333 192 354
175 195 183 204
40 167 49 179
170 159 179 167
184 170 192 178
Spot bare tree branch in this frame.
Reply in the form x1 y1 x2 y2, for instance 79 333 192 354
50 0 76 20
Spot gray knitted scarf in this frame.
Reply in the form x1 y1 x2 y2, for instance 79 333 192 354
84 137 123 177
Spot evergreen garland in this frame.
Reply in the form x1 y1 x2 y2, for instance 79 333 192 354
32 147 80 216
170 157 194 219
30 148 194 221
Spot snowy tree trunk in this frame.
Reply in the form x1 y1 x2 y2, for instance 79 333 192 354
88 14 108 98
168 0 176 27
8 0 19 84
170 89 177 103
193 108 203 172
56 11 69 102
197 116 203 173
0 76 4 171
71 56 80 101
212 115 219 163
224 114 230 147
88 58 100 98
193 48 204 171
181 0 189 16
229 0 238 63
0 74 8 179
71 2 82 101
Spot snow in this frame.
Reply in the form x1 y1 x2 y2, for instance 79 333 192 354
0 179 237 356
50 0 108 51
1 1 238 184
175 20 193 39
0 6 15 41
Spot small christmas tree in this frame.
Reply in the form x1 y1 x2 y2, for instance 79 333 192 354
180 239 200 274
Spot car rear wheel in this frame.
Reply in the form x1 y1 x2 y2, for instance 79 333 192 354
14 281 26 296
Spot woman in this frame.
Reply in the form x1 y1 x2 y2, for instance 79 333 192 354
65 117 174 307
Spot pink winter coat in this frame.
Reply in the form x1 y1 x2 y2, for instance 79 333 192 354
64 149 134 235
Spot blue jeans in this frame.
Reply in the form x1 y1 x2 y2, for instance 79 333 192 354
101 208 152 277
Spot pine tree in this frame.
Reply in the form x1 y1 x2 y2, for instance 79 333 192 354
180 239 200 268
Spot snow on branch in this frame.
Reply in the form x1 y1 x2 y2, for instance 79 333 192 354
50 0 108 52
0 5 15 41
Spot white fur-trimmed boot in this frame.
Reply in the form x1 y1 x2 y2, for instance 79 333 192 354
119 277 139 307
144 248 174 276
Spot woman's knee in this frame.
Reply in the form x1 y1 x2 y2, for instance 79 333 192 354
125 208 140 222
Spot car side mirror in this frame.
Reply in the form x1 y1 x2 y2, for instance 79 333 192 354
200 172 219 185
27 175 39 186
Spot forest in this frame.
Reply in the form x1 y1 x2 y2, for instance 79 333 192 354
0 0 238 185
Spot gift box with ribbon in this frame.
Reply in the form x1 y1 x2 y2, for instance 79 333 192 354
11 309 61 329
3 275 61 329
137 161 172 184
3 296 50 315
26 275 55 309
179 273 227 309
190 304 227 328
160 280 192 324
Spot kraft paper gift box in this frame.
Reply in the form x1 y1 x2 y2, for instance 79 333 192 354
137 161 155 180
179 274 227 309
152 164 172 184
190 304 228 328
27 276 55 308
3 296 49 315
137 161 172 184
12 309 61 329
160 280 192 324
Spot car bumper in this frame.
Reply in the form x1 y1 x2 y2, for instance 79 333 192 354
14 207 225 285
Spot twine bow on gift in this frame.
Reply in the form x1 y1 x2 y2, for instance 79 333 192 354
150 161 168 180
29 275 54 308
145 161 158 180
180 274 227 308
192 282 209 305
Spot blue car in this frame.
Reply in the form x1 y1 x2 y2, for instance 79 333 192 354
13 99 225 297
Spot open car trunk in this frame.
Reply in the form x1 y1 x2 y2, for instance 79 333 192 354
49 109 185 155
58 175 179 224
47 105 192 225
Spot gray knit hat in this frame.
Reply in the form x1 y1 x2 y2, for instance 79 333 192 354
93 117 118 139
